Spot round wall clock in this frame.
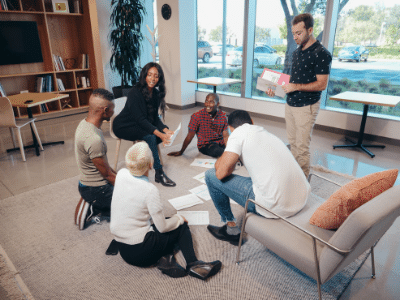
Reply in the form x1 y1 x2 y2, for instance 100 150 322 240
161 4 172 20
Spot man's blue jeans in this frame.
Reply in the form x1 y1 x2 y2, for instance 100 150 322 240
205 169 257 223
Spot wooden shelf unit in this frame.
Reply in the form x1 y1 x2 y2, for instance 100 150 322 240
0 0 104 118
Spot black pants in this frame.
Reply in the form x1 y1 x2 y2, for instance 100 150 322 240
117 223 198 267
199 143 225 158
78 183 113 215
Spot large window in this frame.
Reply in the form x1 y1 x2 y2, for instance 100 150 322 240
197 0 244 94
326 1 400 118
252 0 326 101
195 0 400 121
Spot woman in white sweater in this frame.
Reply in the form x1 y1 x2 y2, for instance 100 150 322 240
110 142 222 280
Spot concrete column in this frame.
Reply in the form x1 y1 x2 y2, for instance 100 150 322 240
157 0 197 108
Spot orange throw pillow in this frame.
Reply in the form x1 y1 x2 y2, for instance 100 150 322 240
310 169 398 230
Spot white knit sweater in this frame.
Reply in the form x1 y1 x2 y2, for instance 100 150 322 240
110 168 184 245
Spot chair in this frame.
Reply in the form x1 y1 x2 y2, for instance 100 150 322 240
110 96 128 170
236 173 400 300
0 97 43 161
110 96 164 171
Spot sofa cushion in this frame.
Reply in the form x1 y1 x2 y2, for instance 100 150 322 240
309 169 398 229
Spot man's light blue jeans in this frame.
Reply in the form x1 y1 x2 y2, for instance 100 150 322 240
205 169 257 223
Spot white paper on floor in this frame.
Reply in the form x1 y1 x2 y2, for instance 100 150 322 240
190 158 217 168
177 211 209 225
168 194 203 210
189 184 211 201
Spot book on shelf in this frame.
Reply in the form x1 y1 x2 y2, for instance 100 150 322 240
0 0 7 11
78 54 89 69
53 54 66 71
46 75 52 92
56 78 66 91
36 75 53 93
0 82 7 97
36 77 44 93
73 0 80 13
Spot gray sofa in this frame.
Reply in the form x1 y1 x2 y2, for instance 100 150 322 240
236 174 400 300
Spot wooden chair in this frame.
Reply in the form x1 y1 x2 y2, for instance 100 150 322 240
0 97 43 161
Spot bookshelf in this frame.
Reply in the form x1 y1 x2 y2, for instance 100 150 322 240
0 0 104 119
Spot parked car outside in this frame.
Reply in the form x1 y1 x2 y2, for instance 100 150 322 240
198 41 213 63
256 44 277 53
338 45 369 62
212 44 236 55
226 46 282 67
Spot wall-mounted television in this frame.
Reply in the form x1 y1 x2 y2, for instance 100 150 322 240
0 21 44 66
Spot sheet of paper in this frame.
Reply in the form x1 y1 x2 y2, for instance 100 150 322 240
190 158 217 169
261 68 290 85
189 185 211 201
193 172 206 184
256 77 286 98
168 194 203 210
177 211 210 225
165 122 181 147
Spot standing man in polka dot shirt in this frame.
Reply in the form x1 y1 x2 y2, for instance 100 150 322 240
267 13 332 180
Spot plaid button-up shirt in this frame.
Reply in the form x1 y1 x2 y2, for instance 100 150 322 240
188 108 228 148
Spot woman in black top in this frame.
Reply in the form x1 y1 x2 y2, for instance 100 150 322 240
113 62 176 187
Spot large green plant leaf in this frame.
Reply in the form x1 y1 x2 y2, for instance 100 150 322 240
109 0 146 87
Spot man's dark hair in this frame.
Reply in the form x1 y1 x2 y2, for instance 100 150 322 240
228 110 252 129
292 13 314 30
92 88 114 102
206 93 219 104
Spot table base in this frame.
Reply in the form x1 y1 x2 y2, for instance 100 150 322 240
7 141 64 155
333 137 385 158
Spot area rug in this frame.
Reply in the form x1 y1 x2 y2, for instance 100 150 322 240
0 148 369 300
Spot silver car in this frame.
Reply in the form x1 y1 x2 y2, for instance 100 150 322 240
226 46 282 67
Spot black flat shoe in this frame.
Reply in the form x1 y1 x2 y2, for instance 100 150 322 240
186 260 222 280
155 171 176 187
157 254 187 278
207 224 241 246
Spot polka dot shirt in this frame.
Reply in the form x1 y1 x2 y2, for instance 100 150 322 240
287 40 332 107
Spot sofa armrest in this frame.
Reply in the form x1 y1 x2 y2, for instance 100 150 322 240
243 198 351 255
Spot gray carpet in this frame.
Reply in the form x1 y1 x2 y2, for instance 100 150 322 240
0 144 369 300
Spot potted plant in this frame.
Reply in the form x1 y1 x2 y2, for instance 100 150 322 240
109 0 146 98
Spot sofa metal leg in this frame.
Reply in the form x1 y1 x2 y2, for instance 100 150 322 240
371 246 376 279
236 200 251 263
313 238 323 300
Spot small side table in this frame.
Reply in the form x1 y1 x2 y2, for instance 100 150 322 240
7 92 69 156
187 77 242 94
330 91 400 158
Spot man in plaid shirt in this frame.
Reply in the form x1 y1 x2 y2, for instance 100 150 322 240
168 93 229 158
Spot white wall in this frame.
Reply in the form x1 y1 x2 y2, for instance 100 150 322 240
96 0 156 91
156 0 197 107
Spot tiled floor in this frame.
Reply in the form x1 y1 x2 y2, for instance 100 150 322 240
0 106 399 299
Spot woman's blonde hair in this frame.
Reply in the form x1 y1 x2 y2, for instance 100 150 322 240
125 141 153 176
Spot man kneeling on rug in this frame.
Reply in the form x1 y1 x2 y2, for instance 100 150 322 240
110 142 222 280
205 110 310 245
75 88 117 230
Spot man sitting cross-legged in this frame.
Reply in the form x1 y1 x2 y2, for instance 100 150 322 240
74 88 117 230
168 93 229 158
205 110 310 245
